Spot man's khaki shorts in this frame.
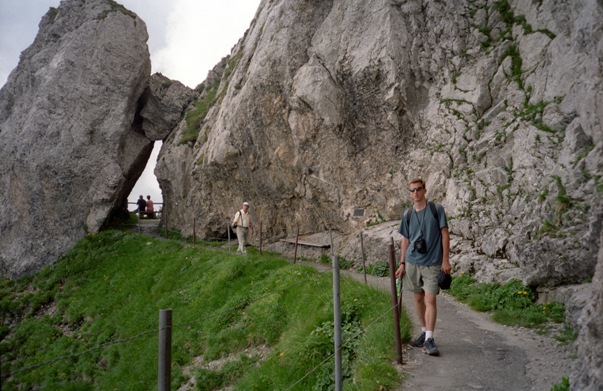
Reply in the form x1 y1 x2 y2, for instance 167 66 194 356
402 263 440 295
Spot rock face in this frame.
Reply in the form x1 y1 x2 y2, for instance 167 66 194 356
158 0 603 287
1 0 602 386
0 0 193 277
154 0 602 386
573 232 603 390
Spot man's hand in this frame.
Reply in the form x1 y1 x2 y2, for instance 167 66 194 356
441 259 452 274
395 263 405 278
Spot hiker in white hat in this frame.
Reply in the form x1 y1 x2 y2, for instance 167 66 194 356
232 202 254 253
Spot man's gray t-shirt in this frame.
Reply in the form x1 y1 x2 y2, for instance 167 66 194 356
398 203 447 266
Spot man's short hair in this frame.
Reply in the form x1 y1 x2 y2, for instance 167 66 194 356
409 178 425 187
243 202 250 206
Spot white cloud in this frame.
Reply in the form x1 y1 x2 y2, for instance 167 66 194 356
128 141 163 207
0 0 60 85
1 0 262 204
152 0 260 88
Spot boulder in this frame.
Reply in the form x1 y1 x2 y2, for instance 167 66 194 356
0 0 194 277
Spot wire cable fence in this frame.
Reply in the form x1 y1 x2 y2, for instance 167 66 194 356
2 256 405 389
284 294 399 390
1 266 321 379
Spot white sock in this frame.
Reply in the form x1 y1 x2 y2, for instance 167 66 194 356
421 327 427 333
426 330 433 340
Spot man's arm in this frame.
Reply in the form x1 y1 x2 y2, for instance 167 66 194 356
441 226 451 274
395 237 410 278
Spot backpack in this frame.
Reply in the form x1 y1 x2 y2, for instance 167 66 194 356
398 201 440 233
405 202 439 226
233 210 244 227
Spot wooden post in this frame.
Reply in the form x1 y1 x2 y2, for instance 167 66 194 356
392 237 403 316
388 242 403 365
158 309 172 391
259 221 263 254
227 222 231 252
165 210 169 239
293 226 300 264
360 231 367 285
193 217 196 244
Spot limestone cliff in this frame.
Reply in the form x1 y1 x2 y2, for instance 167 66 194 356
0 0 194 277
155 2 602 387
158 0 602 287
0 0 601 387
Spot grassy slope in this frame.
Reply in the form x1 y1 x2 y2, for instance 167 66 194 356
0 230 411 390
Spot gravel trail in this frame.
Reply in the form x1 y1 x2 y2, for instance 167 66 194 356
338 268 576 391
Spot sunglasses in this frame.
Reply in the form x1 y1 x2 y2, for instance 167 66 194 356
409 186 424 193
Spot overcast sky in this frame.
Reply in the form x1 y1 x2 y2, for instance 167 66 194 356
0 0 262 204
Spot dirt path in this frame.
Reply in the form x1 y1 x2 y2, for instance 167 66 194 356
335 268 575 391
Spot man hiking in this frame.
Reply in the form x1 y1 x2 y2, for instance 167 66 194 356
395 178 451 356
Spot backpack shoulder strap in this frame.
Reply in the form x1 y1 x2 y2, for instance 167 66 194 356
428 202 439 222
407 203 439 225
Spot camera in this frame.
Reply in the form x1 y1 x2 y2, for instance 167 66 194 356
415 237 427 254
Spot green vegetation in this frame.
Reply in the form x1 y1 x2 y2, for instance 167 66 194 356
554 325 578 344
449 274 565 328
595 175 603 194
551 377 570 391
364 260 390 277
181 84 219 145
503 44 524 89
0 230 410 390
536 219 562 239
338 257 355 270
554 175 573 214
180 52 243 145
47 7 59 23
450 273 575 390
368 211 385 227
98 0 137 20
223 52 243 82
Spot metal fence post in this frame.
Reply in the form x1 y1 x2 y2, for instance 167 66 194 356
329 229 334 258
227 222 231 252
158 309 172 391
360 231 367 284
293 226 300 264
259 221 263 254
164 210 169 239
333 256 342 391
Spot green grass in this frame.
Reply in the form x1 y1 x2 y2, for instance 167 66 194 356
448 273 574 391
449 274 565 327
0 230 410 390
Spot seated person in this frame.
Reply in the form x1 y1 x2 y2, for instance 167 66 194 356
146 195 155 218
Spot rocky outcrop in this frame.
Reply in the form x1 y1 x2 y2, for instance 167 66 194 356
0 0 601 385
0 0 194 277
572 231 603 390
154 1 602 384
158 0 602 287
